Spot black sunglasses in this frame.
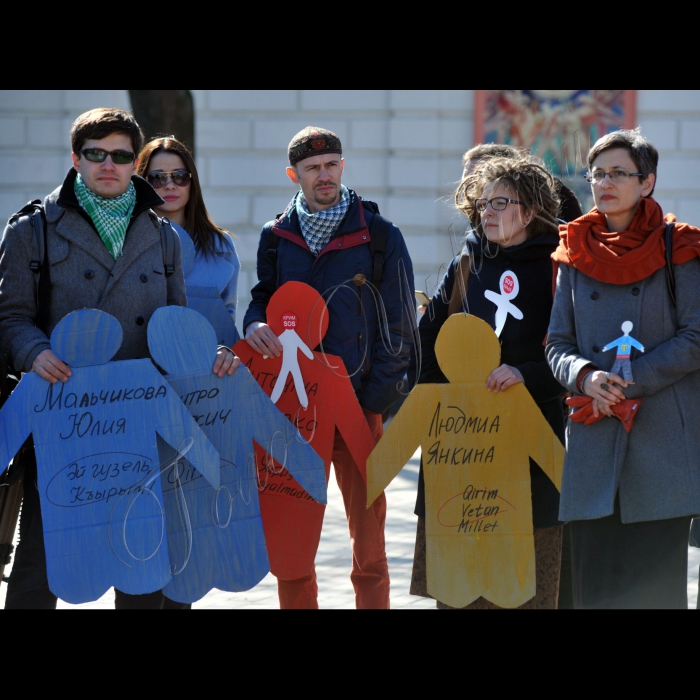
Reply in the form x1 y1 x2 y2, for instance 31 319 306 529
80 148 136 164
147 170 192 189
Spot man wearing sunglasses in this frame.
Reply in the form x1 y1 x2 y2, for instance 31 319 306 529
0 107 236 610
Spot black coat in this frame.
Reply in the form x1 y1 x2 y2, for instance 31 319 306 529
413 231 566 528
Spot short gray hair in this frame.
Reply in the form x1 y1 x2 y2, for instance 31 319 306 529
587 127 659 196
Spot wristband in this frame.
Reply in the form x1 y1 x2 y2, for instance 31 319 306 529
576 367 595 394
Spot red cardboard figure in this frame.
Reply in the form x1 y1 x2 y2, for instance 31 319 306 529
233 282 376 591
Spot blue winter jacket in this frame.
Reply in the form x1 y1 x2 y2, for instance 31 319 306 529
243 190 416 415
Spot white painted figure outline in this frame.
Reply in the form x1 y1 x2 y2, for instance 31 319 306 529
484 270 523 337
602 320 644 383
269 313 314 408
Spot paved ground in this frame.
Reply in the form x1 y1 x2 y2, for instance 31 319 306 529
2 448 699 609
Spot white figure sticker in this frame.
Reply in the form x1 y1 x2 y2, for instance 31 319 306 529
484 270 523 337
270 312 315 408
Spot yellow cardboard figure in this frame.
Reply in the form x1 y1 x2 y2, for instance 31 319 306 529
367 314 564 608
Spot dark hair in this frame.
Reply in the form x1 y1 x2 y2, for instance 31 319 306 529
555 180 584 222
137 137 233 258
462 142 522 166
456 157 560 240
70 108 144 156
587 127 659 196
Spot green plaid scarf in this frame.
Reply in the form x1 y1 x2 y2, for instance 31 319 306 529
74 174 136 260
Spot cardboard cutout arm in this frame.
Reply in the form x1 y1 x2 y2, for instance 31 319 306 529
518 386 564 491
334 361 378 481
0 383 31 476
156 399 221 490
250 387 327 504
366 388 424 506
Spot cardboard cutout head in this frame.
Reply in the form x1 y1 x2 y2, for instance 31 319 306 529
435 314 501 384
51 309 123 367
267 281 329 349
148 306 218 375
172 222 196 277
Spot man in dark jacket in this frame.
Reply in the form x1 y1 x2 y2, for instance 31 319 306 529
0 108 236 609
244 126 415 608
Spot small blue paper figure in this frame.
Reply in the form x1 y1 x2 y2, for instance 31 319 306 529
0 309 221 604
602 320 645 383
173 222 240 347
148 306 327 604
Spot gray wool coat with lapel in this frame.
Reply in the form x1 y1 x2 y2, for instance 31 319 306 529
0 170 186 373
546 258 700 524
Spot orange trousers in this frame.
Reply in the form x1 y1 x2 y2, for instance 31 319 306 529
277 411 390 609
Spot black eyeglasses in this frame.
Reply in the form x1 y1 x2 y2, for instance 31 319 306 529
585 170 643 184
147 170 192 189
475 196 524 213
80 148 136 164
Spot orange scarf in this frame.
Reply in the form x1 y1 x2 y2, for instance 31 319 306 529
552 197 700 284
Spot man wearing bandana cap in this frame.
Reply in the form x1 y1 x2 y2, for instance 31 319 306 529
244 126 415 608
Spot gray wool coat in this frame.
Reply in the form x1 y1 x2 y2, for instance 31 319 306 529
0 171 186 373
546 258 700 524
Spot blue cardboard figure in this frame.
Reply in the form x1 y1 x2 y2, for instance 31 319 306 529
0 309 221 604
602 320 645 383
173 222 240 347
148 306 327 604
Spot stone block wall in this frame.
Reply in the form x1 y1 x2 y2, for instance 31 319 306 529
1 90 699 336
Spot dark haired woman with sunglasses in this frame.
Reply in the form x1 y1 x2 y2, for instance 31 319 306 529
137 137 240 340
137 137 241 609
411 155 568 609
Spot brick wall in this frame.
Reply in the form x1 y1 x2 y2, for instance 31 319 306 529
2 90 699 336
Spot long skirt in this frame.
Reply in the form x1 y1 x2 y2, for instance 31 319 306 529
570 499 691 609
410 515 563 609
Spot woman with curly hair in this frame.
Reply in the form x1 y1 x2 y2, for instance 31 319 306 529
412 156 566 609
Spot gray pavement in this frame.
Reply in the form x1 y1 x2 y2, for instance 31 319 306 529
2 448 699 609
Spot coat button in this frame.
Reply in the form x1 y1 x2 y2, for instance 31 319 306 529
631 287 640 296
84 270 95 280
135 316 144 326
140 274 148 283
592 345 600 353
590 292 599 300
353 273 366 286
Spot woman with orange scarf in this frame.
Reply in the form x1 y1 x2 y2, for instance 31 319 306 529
547 128 700 608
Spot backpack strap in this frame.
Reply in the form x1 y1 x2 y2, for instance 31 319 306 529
158 216 177 277
9 200 45 276
266 218 282 266
362 201 393 289
10 201 50 331
665 222 676 306
447 253 471 317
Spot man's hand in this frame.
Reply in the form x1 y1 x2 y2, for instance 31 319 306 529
245 322 282 358
213 347 240 378
31 349 71 384
485 364 524 393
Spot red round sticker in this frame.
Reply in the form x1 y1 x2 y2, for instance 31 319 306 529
503 276 514 294
281 313 297 329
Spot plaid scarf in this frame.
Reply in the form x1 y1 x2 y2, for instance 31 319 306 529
74 174 136 260
296 185 350 256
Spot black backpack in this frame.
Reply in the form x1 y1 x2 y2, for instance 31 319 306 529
266 199 393 289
